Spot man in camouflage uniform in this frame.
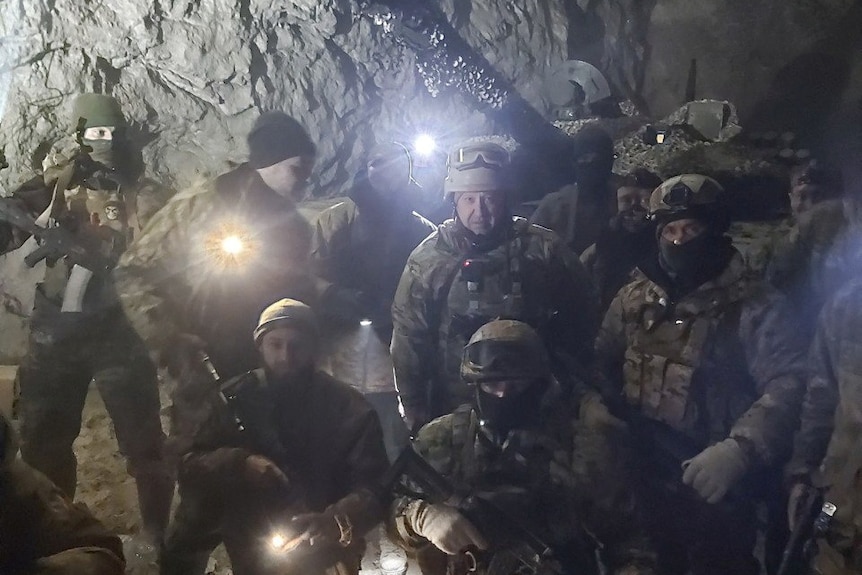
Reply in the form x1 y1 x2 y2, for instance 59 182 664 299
389 319 656 575
115 111 335 387
161 299 389 575
594 174 808 575
390 140 598 433
530 126 618 255
580 168 662 313
0 93 173 540
1 406 126 574
767 160 852 336
311 141 436 458
785 176 862 575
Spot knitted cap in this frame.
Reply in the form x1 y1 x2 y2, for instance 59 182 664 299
253 298 318 343
247 112 316 169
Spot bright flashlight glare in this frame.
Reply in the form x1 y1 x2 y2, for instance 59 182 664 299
270 534 287 550
221 235 244 255
359 318 373 327
413 134 437 156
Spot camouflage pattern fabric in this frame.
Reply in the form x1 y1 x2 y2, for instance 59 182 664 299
596 250 807 461
391 216 598 417
115 163 328 378
0 414 126 575
388 398 657 575
766 199 855 337
787 274 862 575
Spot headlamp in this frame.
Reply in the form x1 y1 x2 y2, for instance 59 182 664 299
359 318 373 327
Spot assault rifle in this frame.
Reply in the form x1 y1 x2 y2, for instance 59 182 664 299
777 486 824 575
381 447 566 575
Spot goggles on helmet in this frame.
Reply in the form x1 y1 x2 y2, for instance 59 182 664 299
461 338 548 383
452 144 509 172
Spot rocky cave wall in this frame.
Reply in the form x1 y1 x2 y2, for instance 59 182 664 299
0 0 860 362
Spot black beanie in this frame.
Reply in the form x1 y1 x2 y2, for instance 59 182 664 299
247 111 316 169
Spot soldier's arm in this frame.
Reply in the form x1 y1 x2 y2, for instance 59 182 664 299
0 176 55 254
3 460 126 575
528 192 558 232
309 202 352 284
592 293 628 405
729 291 808 466
324 404 390 538
135 179 175 230
786 298 843 482
114 191 213 351
765 215 810 292
390 253 437 417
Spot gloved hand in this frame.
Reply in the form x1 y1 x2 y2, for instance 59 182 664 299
159 332 207 378
405 501 489 555
787 481 811 532
578 392 626 430
682 438 749 504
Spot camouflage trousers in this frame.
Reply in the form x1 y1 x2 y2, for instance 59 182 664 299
17 312 173 536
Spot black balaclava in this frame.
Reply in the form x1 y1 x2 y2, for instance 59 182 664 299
474 379 546 444
571 126 614 197
658 220 734 292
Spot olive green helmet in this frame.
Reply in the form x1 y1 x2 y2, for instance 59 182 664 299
443 141 510 200
460 320 550 384
649 174 728 230
72 93 127 131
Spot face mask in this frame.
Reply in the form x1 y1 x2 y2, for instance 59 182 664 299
475 381 544 441
83 138 119 169
658 232 730 281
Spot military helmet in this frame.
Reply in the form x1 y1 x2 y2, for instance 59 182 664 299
367 141 414 185
460 320 550 384
443 141 510 199
253 298 318 343
72 93 127 131
649 174 727 226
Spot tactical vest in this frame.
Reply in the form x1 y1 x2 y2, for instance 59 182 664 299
39 181 142 311
438 233 554 402
620 273 756 442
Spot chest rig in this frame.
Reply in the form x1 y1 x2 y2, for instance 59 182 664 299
621 276 753 439
441 236 549 379
39 177 141 312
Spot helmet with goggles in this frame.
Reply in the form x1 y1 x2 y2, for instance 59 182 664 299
649 174 728 230
443 141 510 199
460 319 550 384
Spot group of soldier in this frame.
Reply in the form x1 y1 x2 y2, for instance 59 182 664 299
0 92 860 575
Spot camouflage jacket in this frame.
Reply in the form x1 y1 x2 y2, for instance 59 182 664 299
390 217 598 413
529 182 615 256
766 199 855 336
787 277 862 569
595 250 807 466
115 163 327 378
0 151 170 325
311 193 435 394
389 399 656 575
0 414 125 575
174 367 389 543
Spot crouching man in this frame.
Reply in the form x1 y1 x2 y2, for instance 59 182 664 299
0 412 125 575
388 320 657 575
161 298 390 575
